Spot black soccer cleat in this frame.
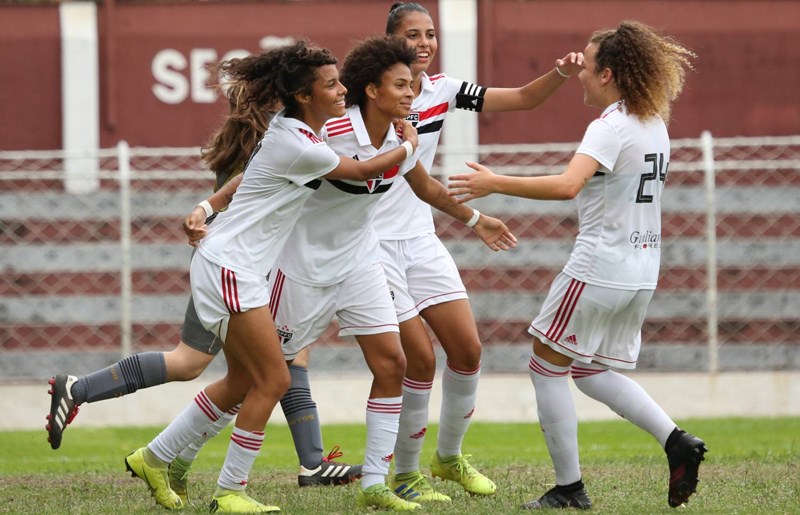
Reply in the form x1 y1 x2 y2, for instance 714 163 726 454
522 482 592 510
297 445 363 487
46 375 80 450
665 428 707 508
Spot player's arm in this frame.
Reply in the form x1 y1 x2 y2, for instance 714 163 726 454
324 121 418 180
404 162 517 252
481 52 584 112
448 153 599 203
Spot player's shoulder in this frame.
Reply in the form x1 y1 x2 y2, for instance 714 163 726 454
324 112 355 139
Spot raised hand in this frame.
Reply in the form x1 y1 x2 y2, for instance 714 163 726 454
448 161 498 203
555 51 585 78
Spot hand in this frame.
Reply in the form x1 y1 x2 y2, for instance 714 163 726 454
473 214 518 252
182 206 208 247
555 51 584 78
448 161 497 203
396 119 418 152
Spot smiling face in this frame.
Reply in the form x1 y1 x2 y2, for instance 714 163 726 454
302 64 347 128
392 10 437 78
369 62 414 119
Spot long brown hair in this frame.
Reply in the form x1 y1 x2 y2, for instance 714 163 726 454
590 20 695 124
201 41 337 182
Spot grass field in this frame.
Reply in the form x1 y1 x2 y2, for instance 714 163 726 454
1 417 798 514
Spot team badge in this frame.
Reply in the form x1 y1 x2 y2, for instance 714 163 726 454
277 325 294 346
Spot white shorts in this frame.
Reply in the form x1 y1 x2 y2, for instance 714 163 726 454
268 262 399 360
190 253 270 343
378 233 468 323
527 272 654 370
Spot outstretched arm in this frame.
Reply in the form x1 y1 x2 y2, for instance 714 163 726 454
448 153 600 203
404 162 517 252
481 52 584 112
325 120 418 180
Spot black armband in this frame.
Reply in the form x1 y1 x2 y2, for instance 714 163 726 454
455 82 487 112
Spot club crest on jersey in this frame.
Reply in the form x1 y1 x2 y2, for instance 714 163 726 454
406 112 420 126
277 325 293 346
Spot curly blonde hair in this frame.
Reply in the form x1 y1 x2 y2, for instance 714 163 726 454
590 20 695 124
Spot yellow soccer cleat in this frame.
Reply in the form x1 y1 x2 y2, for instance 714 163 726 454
390 471 452 502
125 447 184 510
356 483 422 511
209 489 280 513
430 452 497 496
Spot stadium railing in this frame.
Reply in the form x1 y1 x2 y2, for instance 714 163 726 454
1 135 798 381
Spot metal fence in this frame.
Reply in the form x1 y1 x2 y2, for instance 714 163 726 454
2 135 799 381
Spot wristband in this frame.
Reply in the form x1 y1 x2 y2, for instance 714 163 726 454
555 66 570 78
197 200 214 219
465 208 481 228
401 140 414 160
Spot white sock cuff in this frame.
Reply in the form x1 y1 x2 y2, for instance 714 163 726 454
195 389 226 422
230 427 264 455
402 377 433 393
366 396 402 415
445 361 481 380
528 353 570 379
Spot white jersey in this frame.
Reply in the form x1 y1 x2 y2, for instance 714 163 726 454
564 100 669 289
276 105 418 287
197 111 340 277
372 72 486 239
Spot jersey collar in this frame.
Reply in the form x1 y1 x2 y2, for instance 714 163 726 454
347 105 401 149
271 108 324 138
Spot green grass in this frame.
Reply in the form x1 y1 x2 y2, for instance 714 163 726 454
1 418 798 513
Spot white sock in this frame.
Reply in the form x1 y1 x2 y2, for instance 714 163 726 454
528 353 581 486
361 397 401 489
178 404 239 462
572 363 676 447
217 426 264 491
148 389 224 463
394 378 432 474
437 362 480 457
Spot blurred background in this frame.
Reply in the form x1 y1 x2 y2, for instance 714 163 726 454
1 1 798 419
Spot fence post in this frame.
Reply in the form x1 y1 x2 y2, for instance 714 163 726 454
700 131 719 374
118 141 133 358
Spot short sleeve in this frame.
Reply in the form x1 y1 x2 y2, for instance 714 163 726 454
575 119 621 173
287 142 340 185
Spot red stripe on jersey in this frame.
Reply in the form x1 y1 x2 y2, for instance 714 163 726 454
298 128 322 143
418 102 448 121
383 164 400 179
326 119 353 137
429 73 445 83
546 278 584 342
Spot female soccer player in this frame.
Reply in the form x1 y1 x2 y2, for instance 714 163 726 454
121 41 419 513
447 20 705 510
183 34 516 511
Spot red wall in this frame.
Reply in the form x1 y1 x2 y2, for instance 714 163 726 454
1 0 798 150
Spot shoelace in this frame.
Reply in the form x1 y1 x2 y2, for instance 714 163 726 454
449 454 478 479
323 445 344 463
